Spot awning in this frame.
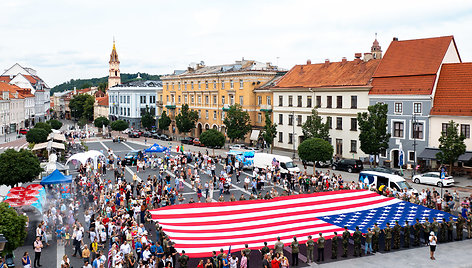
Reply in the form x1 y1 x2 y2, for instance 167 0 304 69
250 130 260 141
48 133 66 142
32 141 65 151
418 148 472 162
459 152 472 162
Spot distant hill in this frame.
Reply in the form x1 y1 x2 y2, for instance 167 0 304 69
50 73 161 95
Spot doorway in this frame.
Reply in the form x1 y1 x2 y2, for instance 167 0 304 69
392 149 399 168
336 139 343 156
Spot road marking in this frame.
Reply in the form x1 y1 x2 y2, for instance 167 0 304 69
121 142 135 150
57 243 65 268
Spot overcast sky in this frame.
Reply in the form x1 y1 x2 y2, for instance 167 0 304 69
1 0 472 87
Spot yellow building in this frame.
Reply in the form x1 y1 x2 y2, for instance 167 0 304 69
161 59 285 141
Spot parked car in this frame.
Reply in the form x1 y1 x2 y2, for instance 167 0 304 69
128 131 141 138
315 160 332 168
229 144 247 150
122 128 131 134
159 134 172 141
143 131 152 137
123 150 141 166
19 128 28 135
151 131 160 139
112 136 127 142
332 159 364 173
246 147 261 152
412 172 454 187
193 138 204 147
180 137 195 144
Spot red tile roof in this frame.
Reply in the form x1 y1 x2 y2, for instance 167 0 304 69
274 59 380 88
23 75 39 84
0 82 24 99
431 62 472 116
0 76 11 83
97 95 109 106
371 75 437 95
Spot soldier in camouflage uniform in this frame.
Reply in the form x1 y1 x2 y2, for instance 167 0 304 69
456 215 465 240
432 218 439 236
422 218 431 245
331 232 338 259
392 221 401 249
403 220 410 248
467 212 472 239
383 223 392 251
448 217 455 242
342 226 350 257
413 219 421 246
373 223 380 252
439 219 447 243
305 236 315 263
353 226 362 257
274 236 284 255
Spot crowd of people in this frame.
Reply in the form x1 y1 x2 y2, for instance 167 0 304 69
30 143 472 268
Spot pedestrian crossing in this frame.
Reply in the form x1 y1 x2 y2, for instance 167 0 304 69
0 143 28 151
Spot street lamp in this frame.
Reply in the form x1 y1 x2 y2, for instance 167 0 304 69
412 113 417 177
0 233 7 252
292 111 296 159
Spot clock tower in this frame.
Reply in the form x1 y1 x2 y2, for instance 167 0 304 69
108 40 121 89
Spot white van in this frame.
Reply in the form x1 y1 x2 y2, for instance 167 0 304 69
253 153 300 174
359 171 418 195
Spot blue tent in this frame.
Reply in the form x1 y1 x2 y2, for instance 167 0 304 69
144 143 167 153
40 169 73 185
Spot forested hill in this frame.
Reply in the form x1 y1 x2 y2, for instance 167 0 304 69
50 73 161 95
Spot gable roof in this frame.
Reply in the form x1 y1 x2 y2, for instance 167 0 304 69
96 95 109 106
0 82 24 99
431 62 472 116
274 59 380 89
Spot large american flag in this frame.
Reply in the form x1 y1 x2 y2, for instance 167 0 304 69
150 190 455 257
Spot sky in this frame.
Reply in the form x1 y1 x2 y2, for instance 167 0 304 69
1 0 472 87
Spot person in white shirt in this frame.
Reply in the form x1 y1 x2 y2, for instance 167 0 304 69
429 231 437 260
120 241 131 256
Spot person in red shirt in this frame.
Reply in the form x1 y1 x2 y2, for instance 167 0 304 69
271 253 281 268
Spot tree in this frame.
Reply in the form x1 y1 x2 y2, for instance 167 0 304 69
436 120 466 175
0 149 42 187
357 103 390 166
34 122 52 134
26 128 48 144
175 104 199 135
158 111 171 132
200 129 225 156
141 107 154 130
98 82 108 93
298 138 334 164
69 94 95 121
78 117 87 128
111 120 129 131
94 116 110 128
47 119 62 130
302 108 330 141
223 104 252 142
0 202 27 254
262 111 277 153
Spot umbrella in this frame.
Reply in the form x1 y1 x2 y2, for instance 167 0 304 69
3 198 22 207
24 189 40 196
21 196 39 205
9 187 26 194
6 192 24 198
26 184 44 191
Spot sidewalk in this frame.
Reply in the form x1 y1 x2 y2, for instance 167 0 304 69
0 132 23 144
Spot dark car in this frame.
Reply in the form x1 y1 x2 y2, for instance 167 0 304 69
332 159 363 173
123 150 141 166
159 134 172 141
128 131 140 138
180 137 195 144
143 131 152 137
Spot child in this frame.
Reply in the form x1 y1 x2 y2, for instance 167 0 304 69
64 227 71 247
55 227 64 246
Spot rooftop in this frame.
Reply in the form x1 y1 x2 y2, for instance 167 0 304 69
112 80 162 88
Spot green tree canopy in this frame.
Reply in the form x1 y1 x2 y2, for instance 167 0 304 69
111 120 129 131
200 129 225 155
0 149 42 187
298 138 334 163
94 116 110 128
262 111 277 153
0 202 27 254
175 104 199 135
26 128 48 144
158 111 171 132
357 103 390 165
69 94 95 121
436 120 466 175
223 104 252 142
141 107 155 130
302 108 330 141
47 119 63 130
34 122 52 133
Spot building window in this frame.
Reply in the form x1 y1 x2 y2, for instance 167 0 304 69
351 96 357 109
288 96 293 107
140 96 146 104
205 96 209 105
198 110 201 119
288 133 293 144
336 96 342 108
412 122 424 139
279 96 283 106
222 96 225 104
380 148 387 158
127 96 130 103
327 96 332 108
288 114 294 126
336 117 342 130
267 96 271 106
205 110 209 119
461 124 470 138
257 113 262 123
442 123 449 134
394 102 403 114
240 96 244 106
221 80 225 89
278 132 283 143
198 95 201 104
258 96 262 105
297 115 302 126
184 82 187 90
172 82 174 90
230 80 234 89
150 96 155 104
213 80 217 89
229 95 234 105
409 151 416 162
198 81 201 89
178 82 181 90
316 96 321 108
350 118 357 131
413 103 422 114
279 114 283 125
213 111 217 120
205 81 209 89
393 121 404 138
184 95 188 104
178 96 181 104
191 81 194 89
213 95 217 105
350 140 357 153
191 95 194 104
327 116 332 129
307 96 312 108
239 79 244 89
297 96 302 107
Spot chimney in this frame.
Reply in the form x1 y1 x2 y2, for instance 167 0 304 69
324 59 330 67
393 37 398 41
354 53 362 62
341 57 347 64
307 59 311 65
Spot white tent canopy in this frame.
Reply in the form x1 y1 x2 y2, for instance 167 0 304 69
32 140 65 151
48 133 66 142
66 150 105 169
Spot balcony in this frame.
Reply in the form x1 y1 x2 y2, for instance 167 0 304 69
222 104 230 111
260 104 272 112
165 102 176 109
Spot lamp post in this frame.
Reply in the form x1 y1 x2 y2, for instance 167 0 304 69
412 113 417 177
0 233 7 253
292 111 296 159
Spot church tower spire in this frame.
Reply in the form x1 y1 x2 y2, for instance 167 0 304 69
371 33 382 59
108 39 121 89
